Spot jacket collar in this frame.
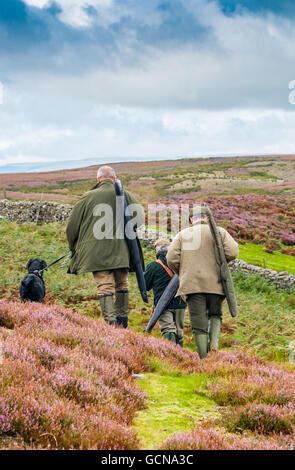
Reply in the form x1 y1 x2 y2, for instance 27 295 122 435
90 179 114 190
192 220 208 226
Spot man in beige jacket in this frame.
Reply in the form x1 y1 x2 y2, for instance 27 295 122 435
167 207 239 359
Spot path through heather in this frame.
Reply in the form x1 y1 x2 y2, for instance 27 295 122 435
1 301 295 450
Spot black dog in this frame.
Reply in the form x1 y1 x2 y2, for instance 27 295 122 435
20 258 47 303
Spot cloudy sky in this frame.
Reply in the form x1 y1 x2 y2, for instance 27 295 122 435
0 0 294 171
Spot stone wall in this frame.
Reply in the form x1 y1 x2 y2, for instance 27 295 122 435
0 199 72 224
228 259 295 292
1 199 294 292
137 228 295 292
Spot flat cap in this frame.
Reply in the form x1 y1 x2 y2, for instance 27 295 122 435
189 206 208 218
154 238 171 248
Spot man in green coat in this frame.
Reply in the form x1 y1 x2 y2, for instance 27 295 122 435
144 239 186 345
66 166 144 327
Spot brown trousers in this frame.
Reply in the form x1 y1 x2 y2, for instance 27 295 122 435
93 269 129 296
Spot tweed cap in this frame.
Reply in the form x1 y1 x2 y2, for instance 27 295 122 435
189 206 208 218
154 238 171 248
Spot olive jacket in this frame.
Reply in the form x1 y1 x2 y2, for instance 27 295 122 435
66 179 144 274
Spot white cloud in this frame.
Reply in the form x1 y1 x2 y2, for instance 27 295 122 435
22 0 50 7
20 38 293 111
16 1 295 110
1 1 295 168
0 140 12 152
23 0 113 28
1 92 295 166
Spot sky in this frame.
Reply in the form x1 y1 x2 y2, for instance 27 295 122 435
0 0 294 172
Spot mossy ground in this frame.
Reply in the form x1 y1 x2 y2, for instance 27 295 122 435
133 372 219 449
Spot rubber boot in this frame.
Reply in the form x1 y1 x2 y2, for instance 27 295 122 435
209 316 221 351
193 334 208 359
115 290 129 328
163 332 177 343
176 337 184 347
117 317 128 328
99 294 116 325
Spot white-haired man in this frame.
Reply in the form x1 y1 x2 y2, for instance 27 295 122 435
66 165 144 327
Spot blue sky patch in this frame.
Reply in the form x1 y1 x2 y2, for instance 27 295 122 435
218 0 295 16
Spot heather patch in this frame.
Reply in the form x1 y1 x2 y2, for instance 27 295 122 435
159 426 295 450
223 404 295 435
159 193 295 251
0 301 200 449
199 350 295 406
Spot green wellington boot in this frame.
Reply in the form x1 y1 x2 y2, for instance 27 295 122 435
115 290 129 328
193 334 208 359
163 332 177 343
176 338 184 347
209 317 221 351
99 294 117 325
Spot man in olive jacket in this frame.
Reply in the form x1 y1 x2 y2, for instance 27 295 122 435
66 166 144 327
167 208 239 359
144 239 186 346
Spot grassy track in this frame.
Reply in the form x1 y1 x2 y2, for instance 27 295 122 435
133 371 219 449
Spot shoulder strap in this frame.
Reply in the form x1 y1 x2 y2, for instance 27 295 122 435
156 259 174 278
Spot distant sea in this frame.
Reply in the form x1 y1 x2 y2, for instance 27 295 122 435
0 154 250 174
0 156 181 174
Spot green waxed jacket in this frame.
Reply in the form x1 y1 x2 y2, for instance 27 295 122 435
66 179 145 275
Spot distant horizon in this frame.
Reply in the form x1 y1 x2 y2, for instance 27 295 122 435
0 152 290 175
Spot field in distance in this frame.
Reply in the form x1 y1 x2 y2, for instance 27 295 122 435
0 154 295 204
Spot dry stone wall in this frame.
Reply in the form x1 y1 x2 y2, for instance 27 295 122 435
0 199 72 224
228 259 295 292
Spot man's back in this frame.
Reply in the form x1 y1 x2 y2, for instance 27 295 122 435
66 165 145 328
167 222 239 297
66 179 143 275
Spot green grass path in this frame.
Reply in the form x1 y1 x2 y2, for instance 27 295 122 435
133 372 219 449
